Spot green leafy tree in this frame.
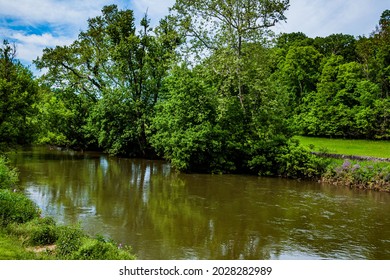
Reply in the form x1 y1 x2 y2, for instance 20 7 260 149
296 56 362 137
35 5 181 155
275 32 313 49
172 0 290 109
277 45 322 108
373 10 390 97
151 0 293 174
313 34 357 62
36 86 92 148
0 40 39 147
293 52 389 139
150 64 237 172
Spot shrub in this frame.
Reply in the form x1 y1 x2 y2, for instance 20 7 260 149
276 139 331 179
0 156 18 190
7 217 58 246
72 237 136 260
0 189 40 226
56 225 84 258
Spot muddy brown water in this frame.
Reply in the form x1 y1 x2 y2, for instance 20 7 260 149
9 146 390 259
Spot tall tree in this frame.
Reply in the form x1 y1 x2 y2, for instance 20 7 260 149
0 40 39 146
172 0 289 108
35 5 181 155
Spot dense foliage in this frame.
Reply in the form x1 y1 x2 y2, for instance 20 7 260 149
35 5 181 155
272 10 390 139
0 156 18 190
0 41 39 147
0 190 40 226
1 2 389 177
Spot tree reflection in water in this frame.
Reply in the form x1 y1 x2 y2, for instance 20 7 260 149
9 146 390 259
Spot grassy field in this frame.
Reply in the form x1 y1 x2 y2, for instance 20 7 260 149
295 136 390 159
0 230 36 260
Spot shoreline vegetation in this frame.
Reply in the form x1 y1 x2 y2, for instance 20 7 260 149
296 136 390 192
0 156 136 260
321 159 390 192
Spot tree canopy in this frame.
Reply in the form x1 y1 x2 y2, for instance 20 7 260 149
1 3 389 177
0 41 39 147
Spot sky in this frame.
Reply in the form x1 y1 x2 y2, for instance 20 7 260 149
0 0 388 70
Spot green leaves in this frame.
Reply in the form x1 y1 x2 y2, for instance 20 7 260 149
34 5 181 155
150 65 228 172
173 0 290 52
0 156 18 190
0 190 40 226
272 11 390 140
0 41 39 146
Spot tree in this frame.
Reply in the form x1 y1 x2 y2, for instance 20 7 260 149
313 34 357 62
292 53 389 139
36 86 93 149
374 10 390 97
150 64 233 172
35 5 181 155
277 45 322 107
274 32 313 49
172 0 290 108
0 40 39 146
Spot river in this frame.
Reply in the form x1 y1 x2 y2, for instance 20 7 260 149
9 146 390 259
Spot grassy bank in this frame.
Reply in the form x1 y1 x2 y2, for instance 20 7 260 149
321 159 390 192
0 230 37 259
293 136 390 192
295 136 390 159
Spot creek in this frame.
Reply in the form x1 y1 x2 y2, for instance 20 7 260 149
9 146 390 259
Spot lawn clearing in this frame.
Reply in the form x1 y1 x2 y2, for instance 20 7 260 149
0 230 36 260
295 136 390 159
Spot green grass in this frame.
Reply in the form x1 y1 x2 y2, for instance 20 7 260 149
295 136 390 159
0 230 36 260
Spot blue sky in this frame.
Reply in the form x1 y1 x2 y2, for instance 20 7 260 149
0 0 388 69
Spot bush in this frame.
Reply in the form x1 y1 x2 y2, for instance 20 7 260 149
56 225 85 258
276 139 331 179
72 237 136 260
0 156 18 190
7 217 58 246
0 189 40 226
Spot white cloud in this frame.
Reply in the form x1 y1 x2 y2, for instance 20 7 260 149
0 0 125 65
13 32 74 62
12 32 73 47
274 0 388 37
0 0 176 66
1 0 388 68
131 0 175 20
0 0 112 28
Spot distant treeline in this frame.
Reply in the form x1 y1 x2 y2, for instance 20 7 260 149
1 1 389 176
272 11 389 139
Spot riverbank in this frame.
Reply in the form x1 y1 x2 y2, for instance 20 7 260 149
0 230 38 259
0 155 136 260
294 137 390 192
320 159 390 192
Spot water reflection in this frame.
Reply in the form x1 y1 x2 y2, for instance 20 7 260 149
9 147 390 259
